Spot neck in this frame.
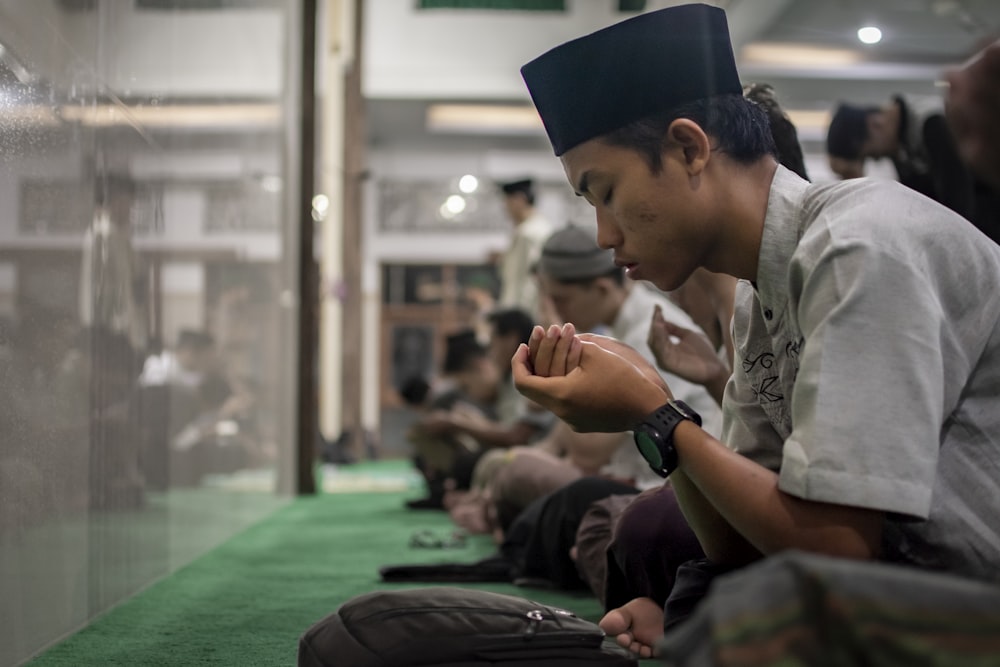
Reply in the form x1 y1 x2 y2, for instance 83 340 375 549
706 157 779 283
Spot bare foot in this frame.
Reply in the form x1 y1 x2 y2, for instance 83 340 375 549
442 489 469 511
449 497 490 534
599 597 664 659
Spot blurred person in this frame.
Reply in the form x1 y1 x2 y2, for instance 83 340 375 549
140 329 220 390
421 320 551 454
480 226 724 543
167 370 262 486
536 225 721 439
80 173 147 351
826 93 1000 243
493 179 553 318
515 4 1000 658
484 225 723 590
136 329 248 487
945 37 1000 192
407 319 551 513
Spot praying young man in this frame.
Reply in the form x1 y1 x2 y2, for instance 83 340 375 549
511 3 1000 658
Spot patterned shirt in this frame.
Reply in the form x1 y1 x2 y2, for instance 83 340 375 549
722 166 1000 582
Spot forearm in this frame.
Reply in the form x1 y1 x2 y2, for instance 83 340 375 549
673 421 883 562
669 468 761 566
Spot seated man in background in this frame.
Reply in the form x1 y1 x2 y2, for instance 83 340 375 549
480 225 722 541
408 311 552 513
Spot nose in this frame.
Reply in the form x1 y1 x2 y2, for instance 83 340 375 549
594 207 622 250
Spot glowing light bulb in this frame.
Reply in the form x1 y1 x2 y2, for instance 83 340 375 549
857 26 882 44
458 174 479 193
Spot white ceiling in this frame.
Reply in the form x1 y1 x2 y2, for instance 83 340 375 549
363 0 1000 154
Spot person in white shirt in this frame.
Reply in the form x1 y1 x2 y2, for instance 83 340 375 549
495 179 553 319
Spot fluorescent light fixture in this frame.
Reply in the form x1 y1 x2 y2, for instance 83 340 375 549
426 104 543 135
785 109 832 132
2 105 61 127
58 103 282 129
741 42 864 68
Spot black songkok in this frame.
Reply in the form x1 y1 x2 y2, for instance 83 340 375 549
520 3 742 156
498 179 534 197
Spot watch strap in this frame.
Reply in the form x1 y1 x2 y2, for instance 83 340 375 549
633 400 702 478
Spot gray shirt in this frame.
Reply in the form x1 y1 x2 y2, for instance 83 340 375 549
722 166 1000 582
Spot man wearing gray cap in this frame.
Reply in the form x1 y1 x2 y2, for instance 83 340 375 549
535 224 720 456
512 2 1000 658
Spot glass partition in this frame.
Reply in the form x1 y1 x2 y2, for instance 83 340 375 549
0 1 302 663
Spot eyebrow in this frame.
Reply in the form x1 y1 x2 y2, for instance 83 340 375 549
575 171 591 197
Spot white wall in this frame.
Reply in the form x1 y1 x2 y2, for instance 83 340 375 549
362 0 794 100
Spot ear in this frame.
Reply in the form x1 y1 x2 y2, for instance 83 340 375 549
665 118 711 176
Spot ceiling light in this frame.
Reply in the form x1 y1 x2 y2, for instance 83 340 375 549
458 174 479 193
741 42 863 68
312 194 329 214
444 195 466 215
0 105 61 127
58 103 282 129
857 26 882 44
426 104 543 135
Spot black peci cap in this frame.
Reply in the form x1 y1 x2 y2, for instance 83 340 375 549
520 3 742 156
498 179 534 197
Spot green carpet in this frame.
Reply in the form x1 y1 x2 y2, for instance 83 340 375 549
28 465 638 666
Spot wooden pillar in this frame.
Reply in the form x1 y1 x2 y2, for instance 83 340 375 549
339 0 366 460
296 0 319 494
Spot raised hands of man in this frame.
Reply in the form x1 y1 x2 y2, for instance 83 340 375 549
647 305 730 388
511 323 669 432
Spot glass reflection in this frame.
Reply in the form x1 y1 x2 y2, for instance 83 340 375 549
0 1 299 663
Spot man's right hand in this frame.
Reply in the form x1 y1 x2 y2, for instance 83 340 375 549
512 324 668 432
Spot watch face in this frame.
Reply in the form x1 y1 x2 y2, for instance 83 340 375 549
634 430 664 470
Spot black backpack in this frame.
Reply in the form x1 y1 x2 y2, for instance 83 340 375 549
298 586 637 666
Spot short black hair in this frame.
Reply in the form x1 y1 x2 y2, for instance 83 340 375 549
442 329 485 374
602 93 776 174
744 82 809 181
486 308 535 346
826 104 877 160
398 375 431 406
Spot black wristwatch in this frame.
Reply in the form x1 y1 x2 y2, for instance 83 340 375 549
632 400 702 478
